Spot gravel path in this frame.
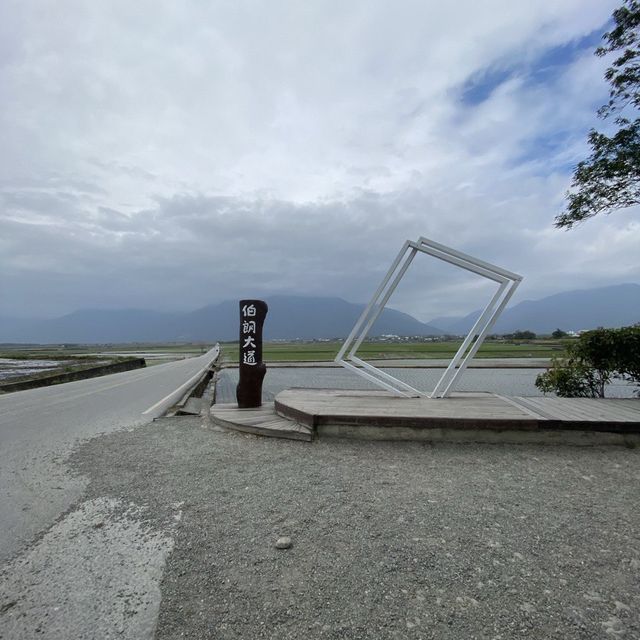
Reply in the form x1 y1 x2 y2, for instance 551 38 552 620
59 415 640 639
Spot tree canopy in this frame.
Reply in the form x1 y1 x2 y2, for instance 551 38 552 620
556 0 640 228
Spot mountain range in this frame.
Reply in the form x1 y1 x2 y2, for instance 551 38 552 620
429 283 640 335
0 296 442 344
1 284 638 344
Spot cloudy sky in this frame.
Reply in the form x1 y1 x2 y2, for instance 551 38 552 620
1 0 638 322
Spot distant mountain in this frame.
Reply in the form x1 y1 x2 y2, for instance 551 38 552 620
180 296 443 341
429 284 640 335
428 310 482 336
0 295 443 344
4 285 637 344
0 309 182 344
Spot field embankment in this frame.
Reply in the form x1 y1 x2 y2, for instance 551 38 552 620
0 358 146 393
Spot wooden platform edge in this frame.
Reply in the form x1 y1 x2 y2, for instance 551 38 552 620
274 398 317 428
274 390 640 444
316 424 640 446
211 404 313 442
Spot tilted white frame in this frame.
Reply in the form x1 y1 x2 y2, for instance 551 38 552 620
335 237 522 398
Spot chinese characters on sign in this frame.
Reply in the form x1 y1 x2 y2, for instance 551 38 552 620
241 304 258 366
236 299 268 408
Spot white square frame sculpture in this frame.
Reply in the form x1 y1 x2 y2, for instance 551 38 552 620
335 237 522 398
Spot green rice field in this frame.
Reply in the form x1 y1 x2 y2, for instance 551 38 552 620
0 339 568 369
220 339 567 363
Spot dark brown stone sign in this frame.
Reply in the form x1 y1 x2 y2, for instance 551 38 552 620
236 299 268 408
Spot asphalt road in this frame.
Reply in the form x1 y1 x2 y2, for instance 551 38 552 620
0 347 218 563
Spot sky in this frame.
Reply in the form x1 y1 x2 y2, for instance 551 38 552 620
1 0 638 323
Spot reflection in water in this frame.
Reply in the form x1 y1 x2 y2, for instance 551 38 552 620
216 367 637 403
0 359 64 381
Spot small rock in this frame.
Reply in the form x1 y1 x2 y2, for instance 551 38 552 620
0 600 17 614
275 536 292 549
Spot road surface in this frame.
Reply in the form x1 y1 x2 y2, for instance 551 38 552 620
0 347 218 562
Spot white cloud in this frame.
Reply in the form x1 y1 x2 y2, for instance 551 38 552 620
1 0 637 322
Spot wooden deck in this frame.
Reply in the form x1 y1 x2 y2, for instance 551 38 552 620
210 402 313 441
505 395 640 425
209 389 640 444
271 389 640 444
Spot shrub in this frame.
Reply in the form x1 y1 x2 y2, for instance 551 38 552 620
535 325 640 397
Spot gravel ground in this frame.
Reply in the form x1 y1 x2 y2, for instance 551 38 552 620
59 414 640 639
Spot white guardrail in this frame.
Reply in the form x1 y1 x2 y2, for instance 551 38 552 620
142 344 220 418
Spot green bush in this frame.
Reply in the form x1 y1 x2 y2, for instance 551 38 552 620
535 325 640 397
